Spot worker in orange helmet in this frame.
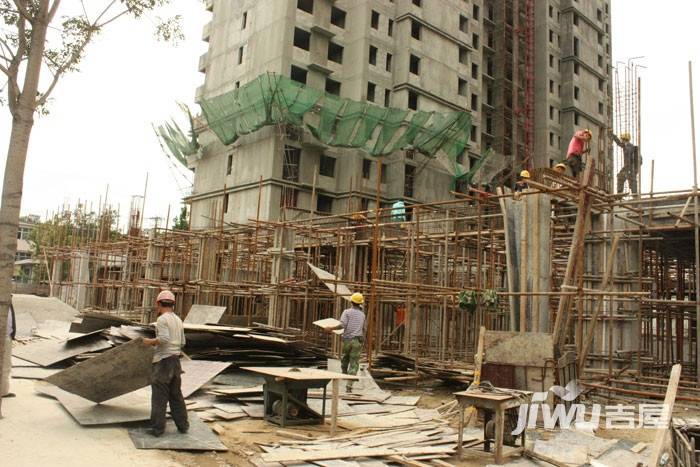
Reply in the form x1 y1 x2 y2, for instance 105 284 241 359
143 290 189 437
565 128 592 178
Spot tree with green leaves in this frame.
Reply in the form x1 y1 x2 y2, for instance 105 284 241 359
0 0 182 417
172 204 188 231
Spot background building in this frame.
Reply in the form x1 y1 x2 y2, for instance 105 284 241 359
187 0 613 227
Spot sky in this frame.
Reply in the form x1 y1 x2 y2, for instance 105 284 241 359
1 0 699 228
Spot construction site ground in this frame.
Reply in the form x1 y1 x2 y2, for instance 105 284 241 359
3 375 678 467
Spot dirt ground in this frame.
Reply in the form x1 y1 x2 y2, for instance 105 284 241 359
3 377 691 467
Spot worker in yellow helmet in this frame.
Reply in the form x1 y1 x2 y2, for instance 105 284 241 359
554 163 567 174
610 131 641 194
513 169 530 197
326 292 366 391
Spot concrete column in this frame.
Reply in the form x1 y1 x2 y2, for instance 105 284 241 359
69 250 90 310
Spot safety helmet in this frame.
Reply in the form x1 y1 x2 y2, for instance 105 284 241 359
350 292 364 305
156 290 176 304
519 170 531 179
554 163 567 172
620 132 631 141
583 128 592 138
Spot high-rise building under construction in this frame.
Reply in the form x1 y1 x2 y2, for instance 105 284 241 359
187 0 613 227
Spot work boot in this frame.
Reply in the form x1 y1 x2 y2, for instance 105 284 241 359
1 393 16 398
147 428 164 437
177 424 189 434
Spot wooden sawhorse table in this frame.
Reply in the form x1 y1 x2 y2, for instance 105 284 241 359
454 388 532 464
242 367 357 435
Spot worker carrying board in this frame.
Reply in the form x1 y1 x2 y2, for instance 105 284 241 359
142 290 189 437
610 131 641 194
326 292 366 392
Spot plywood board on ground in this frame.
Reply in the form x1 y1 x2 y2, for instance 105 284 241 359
180 360 231 398
184 305 226 325
12 335 112 367
45 338 153 402
262 446 453 463
11 367 60 380
128 414 227 451
384 395 420 406
36 381 151 425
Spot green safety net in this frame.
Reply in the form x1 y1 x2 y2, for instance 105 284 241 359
198 72 473 160
154 103 200 166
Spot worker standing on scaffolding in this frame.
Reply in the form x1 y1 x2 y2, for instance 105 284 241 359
565 129 592 178
513 170 530 199
610 131 641 194
326 292 365 392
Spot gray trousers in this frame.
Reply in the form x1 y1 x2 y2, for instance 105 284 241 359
151 355 189 433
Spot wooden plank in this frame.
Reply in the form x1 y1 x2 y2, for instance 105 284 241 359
523 449 569 467
465 326 486 428
331 378 340 436
261 446 453 463
242 367 357 381
649 363 682 466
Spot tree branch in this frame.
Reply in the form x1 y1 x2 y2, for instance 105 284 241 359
11 0 32 23
47 0 61 22
36 26 94 107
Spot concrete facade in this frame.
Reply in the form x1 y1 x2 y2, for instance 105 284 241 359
188 0 612 227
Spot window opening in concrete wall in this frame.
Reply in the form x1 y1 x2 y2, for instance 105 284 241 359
472 33 479 48
384 89 391 107
283 146 300 182
409 54 420 75
573 37 579 56
223 193 229 213
280 189 298 208
319 154 336 177
574 62 579 75
459 15 468 33
408 91 418 110
238 46 244 64
470 125 477 142
388 19 393 36
328 42 343 63
317 194 333 214
471 63 478 79
412 0 422 6
326 78 341 95
362 159 371 179
386 53 393 71
411 19 421 39
290 65 307 84
241 11 247 29
473 4 479 20
331 6 346 28
471 93 478 110
367 81 376 102
458 78 467 96
459 46 468 65
381 163 388 182
574 86 579 100
297 0 313 14
294 28 311 50
226 154 233 175
598 102 604 114
371 10 379 29
369 45 377 65
404 164 415 197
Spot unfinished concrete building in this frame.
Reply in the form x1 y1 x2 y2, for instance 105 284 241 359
186 0 613 227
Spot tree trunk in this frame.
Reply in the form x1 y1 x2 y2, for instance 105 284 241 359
0 0 51 417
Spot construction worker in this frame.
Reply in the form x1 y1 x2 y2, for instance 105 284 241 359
566 129 592 178
554 163 567 175
513 170 530 199
143 290 189 437
391 200 406 222
327 292 366 392
1 299 16 398
610 131 641 194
